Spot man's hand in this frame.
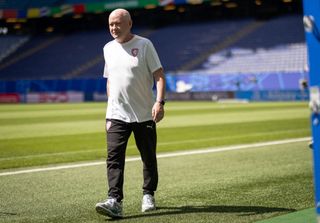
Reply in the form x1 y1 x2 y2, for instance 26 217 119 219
152 102 164 123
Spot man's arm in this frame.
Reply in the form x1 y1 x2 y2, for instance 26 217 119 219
152 68 166 123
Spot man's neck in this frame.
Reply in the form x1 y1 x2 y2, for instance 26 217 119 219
117 33 134 44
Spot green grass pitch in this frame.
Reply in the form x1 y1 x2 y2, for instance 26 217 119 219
0 101 314 222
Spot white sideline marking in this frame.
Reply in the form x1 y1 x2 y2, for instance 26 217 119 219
0 137 310 177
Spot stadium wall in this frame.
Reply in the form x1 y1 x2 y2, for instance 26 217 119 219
0 70 310 103
167 72 308 92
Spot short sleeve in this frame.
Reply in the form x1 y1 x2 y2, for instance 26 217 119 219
103 62 108 78
145 40 162 74
102 45 109 78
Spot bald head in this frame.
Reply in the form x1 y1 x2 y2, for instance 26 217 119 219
109 8 132 23
108 9 133 43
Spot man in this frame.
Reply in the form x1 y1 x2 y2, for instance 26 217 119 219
95 8 166 219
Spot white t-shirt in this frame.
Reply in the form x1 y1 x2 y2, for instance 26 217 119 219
103 35 162 123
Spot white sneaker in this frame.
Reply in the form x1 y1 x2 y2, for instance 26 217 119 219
141 194 156 212
95 197 123 218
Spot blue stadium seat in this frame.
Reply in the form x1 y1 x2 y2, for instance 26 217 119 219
195 15 306 74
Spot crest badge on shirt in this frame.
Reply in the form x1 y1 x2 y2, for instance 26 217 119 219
131 48 139 57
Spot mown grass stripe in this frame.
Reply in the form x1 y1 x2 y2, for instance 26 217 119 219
0 109 308 140
0 108 103 119
0 137 310 177
0 128 309 161
0 107 307 126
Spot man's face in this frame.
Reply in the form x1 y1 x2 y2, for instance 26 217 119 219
108 12 131 42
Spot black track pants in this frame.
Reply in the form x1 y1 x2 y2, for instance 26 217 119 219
106 119 158 202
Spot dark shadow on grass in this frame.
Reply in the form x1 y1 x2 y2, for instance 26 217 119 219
0 211 18 216
105 205 296 221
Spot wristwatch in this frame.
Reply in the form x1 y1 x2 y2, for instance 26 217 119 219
157 100 165 106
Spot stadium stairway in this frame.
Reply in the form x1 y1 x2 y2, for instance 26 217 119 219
63 55 104 79
0 35 30 63
175 20 265 71
0 36 63 72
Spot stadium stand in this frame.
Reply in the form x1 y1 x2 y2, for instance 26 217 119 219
0 15 306 82
0 20 254 79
